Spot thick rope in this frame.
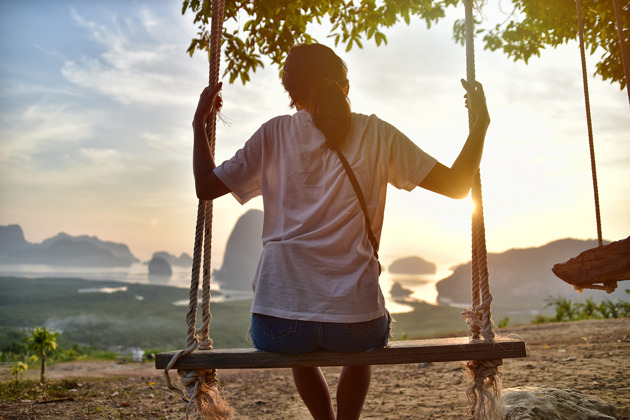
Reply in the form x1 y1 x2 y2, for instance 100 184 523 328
461 0 495 345
575 0 603 249
198 0 226 352
611 0 630 106
467 174 495 343
163 201 206 400
461 1 501 418
164 0 232 418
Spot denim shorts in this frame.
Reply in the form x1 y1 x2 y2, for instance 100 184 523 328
249 312 392 355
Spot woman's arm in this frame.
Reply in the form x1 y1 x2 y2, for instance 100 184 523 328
193 83 231 200
419 79 490 199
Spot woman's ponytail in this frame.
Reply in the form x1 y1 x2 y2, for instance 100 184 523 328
282 44 351 150
310 79 351 150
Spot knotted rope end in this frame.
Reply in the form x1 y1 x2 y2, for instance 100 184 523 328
462 358 503 420
179 368 234 420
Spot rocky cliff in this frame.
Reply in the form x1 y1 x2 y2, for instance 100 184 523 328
212 209 263 291
388 255 436 274
0 225 139 267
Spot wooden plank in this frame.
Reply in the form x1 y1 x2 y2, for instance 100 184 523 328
155 336 526 370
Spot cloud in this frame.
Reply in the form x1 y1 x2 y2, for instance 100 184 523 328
141 130 191 159
0 102 92 166
347 18 462 105
2 80 83 99
79 147 125 171
62 5 204 106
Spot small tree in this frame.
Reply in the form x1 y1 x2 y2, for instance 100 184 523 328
10 361 28 383
25 326 59 383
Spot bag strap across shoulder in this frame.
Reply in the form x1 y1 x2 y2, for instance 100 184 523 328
335 149 380 271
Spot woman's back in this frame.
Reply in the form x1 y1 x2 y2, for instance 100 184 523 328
215 108 436 322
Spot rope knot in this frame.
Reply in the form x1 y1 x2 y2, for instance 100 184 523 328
199 337 214 351
462 308 483 339
178 368 219 398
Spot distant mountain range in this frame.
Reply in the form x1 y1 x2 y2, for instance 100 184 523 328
207 213 628 309
1 222 626 309
436 238 628 311
0 225 139 267
0 225 196 269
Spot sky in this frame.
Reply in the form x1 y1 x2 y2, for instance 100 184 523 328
1 0 628 273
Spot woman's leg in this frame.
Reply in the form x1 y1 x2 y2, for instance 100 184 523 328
336 365 371 420
292 367 335 420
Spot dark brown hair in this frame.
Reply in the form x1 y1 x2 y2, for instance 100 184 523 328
282 44 351 150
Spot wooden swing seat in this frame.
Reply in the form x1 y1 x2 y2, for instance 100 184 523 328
552 235 630 293
155 336 526 370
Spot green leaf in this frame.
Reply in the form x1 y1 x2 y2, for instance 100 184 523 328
345 38 353 52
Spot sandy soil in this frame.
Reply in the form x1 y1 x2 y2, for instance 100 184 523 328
1 318 629 419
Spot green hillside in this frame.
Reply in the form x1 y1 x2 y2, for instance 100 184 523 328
0 277 252 351
1 276 475 355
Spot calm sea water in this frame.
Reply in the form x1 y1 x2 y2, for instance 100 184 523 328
0 263 450 314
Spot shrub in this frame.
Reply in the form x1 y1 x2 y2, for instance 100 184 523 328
536 295 630 324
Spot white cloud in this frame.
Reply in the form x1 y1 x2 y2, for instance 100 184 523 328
79 147 124 171
61 57 192 106
142 130 191 159
0 102 92 165
135 7 162 35
62 6 204 106
3 80 82 98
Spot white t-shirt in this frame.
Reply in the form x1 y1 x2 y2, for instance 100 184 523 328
214 110 437 322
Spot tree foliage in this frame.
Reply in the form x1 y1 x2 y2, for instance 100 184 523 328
182 0 458 84
458 0 630 89
183 0 629 90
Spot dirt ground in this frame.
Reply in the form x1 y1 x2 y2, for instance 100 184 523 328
1 318 629 419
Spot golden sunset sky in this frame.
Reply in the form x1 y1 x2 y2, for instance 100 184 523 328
1 1 628 273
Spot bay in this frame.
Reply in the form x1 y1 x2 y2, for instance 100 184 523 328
0 263 452 314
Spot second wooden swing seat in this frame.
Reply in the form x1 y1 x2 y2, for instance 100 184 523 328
550 0 630 294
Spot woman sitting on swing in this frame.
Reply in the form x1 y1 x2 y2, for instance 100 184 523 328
193 43 490 420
